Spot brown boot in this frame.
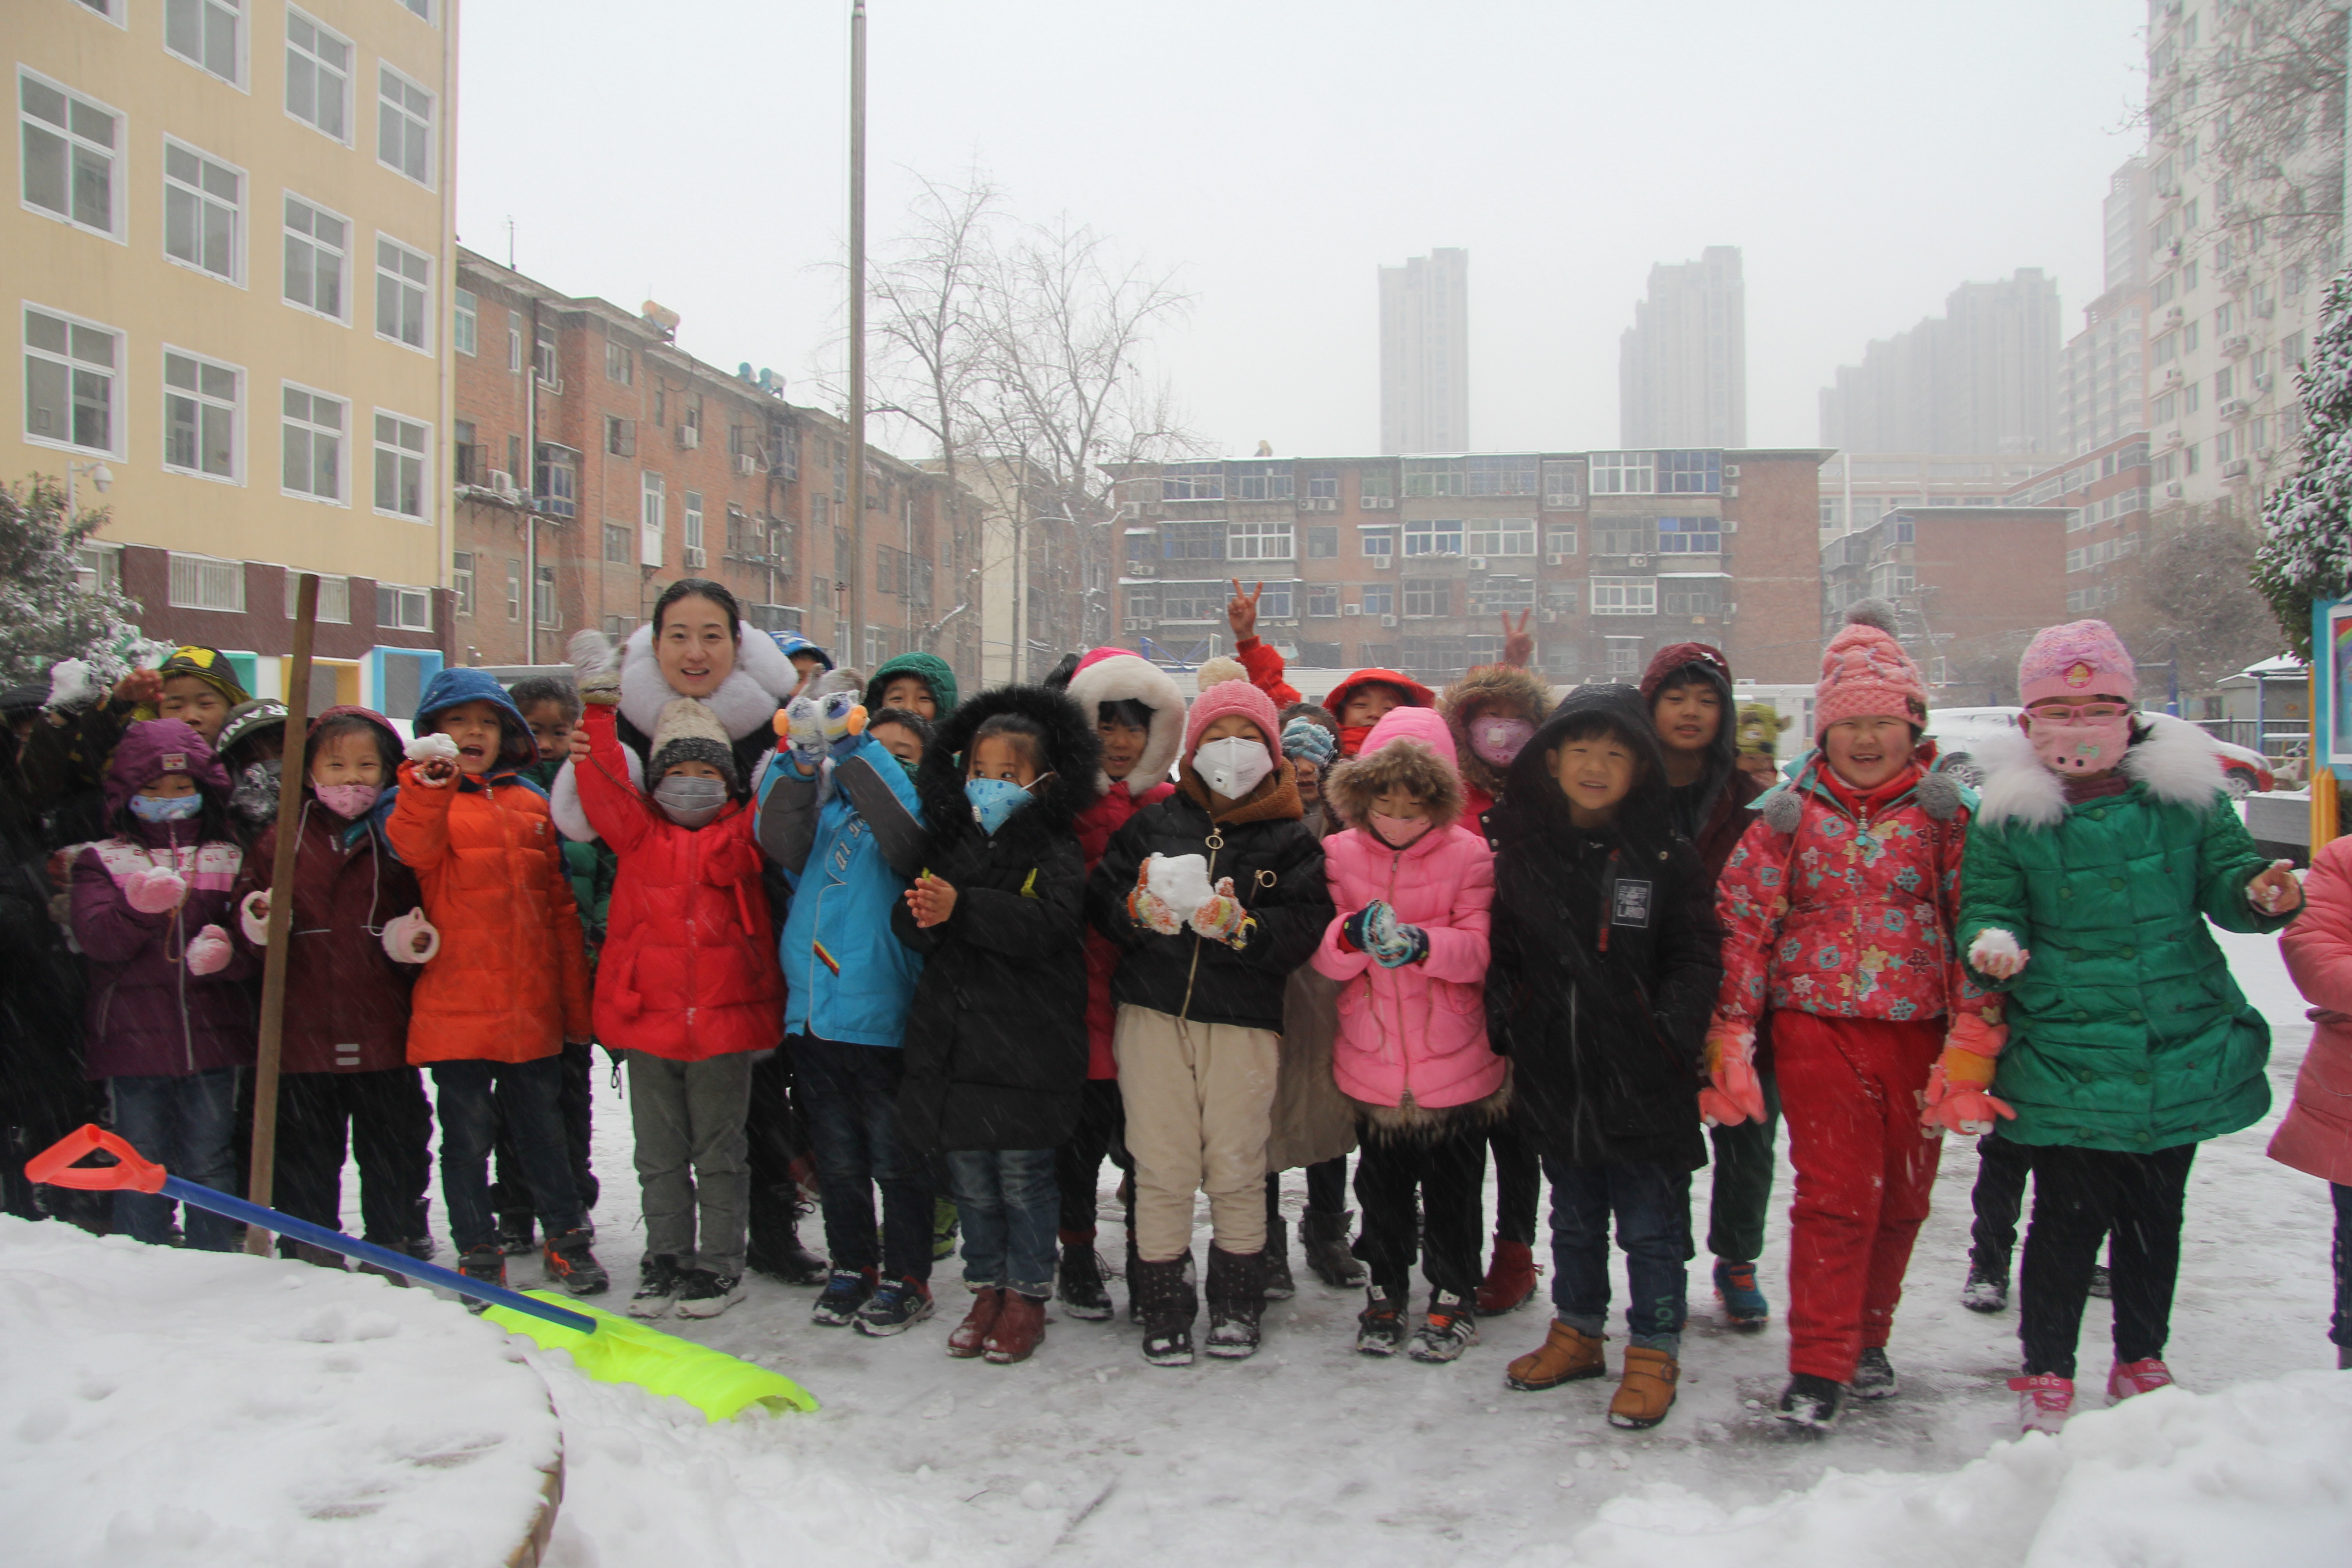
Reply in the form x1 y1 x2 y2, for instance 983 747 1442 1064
289 1241 349 1270
984 1292 1048 1364
1607 1345 1680 1429
946 1287 1002 1358
1506 1320 1607 1391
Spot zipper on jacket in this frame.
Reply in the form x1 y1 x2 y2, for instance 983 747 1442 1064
1176 824 1224 1023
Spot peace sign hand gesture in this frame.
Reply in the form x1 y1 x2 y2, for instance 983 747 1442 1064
1499 609 1534 668
1227 578 1264 642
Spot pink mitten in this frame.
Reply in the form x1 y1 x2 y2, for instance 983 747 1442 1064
1189 877 1246 943
382 907 441 965
1921 1059 2015 1136
124 866 187 915
239 889 270 946
185 923 232 976
1698 1021 1768 1127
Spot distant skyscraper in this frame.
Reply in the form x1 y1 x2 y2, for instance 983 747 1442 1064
1819 269 2064 455
1379 249 1469 453
1619 246 1747 448
2102 157 2151 294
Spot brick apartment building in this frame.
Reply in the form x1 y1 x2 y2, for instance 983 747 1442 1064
448 249 983 681
1105 447 1828 692
2001 432 2153 618
1820 505 2068 705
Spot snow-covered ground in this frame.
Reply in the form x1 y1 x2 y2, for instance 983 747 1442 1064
8 928 2349 1566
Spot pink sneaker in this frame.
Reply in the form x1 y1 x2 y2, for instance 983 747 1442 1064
2107 1357 2175 1401
2009 1373 2073 1435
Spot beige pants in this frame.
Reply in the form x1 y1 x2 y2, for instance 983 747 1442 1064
1113 1004 1279 1263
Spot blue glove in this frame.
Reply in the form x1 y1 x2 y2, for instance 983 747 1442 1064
1362 900 1427 968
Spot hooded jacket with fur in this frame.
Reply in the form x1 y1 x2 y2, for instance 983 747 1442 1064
1439 662 1553 821
1311 706 1503 1131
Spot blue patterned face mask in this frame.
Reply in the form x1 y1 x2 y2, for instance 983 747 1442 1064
130 792 203 823
965 776 1039 835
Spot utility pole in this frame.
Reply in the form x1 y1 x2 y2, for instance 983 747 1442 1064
847 0 867 666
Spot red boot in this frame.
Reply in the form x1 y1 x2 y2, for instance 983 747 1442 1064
1475 1237 1539 1316
985 1292 1048 1364
946 1288 1002 1358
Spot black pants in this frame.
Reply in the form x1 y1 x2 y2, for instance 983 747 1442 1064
1970 1132 2033 1277
2333 1183 2352 1350
274 1068 433 1245
1352 1122 1485 1301
1055 1078 1129 1236
1304 1155 1348 1215
1486 1120 1542 1247
2019 1142 2196 1378
744 1048 811 1262
493 1039 599 1222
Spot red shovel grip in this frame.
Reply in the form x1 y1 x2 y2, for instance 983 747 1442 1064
25 1124 167 1193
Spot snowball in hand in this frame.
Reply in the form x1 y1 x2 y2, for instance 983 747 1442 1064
1145 852 1215 915
405 732 460 765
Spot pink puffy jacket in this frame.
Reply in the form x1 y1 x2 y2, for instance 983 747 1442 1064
2274 835 2352 1186
1311 707 1504 1116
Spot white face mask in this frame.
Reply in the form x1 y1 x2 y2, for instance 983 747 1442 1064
1194 736 1274 800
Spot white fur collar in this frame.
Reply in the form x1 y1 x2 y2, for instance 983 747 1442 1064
617 620 795 742
1063 652 1186 794
1972 716 2225 830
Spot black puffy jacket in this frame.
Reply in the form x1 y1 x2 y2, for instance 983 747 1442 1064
1484 684 1723 1172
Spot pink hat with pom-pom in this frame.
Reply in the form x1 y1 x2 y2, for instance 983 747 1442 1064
2018 619 2136 707
1814 600 1931 735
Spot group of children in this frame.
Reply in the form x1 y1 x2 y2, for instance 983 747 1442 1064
11 577 2352 1439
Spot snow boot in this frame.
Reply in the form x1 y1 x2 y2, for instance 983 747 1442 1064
1301 1208 1367 1288
2087 1263 2112 1299
1713 1258 1769 1330
811 1266 877 1326
1262 1216 1298 1301
985 1292 1048 1364
456 1245 506 1313
2010 1372 2073 1434
947 1286 1002 1358
1356 1290 1408 1357
1850 1346 1899 1400
629 1254 685 1319
1057 1229 1114 1321
495 1210 536 1255
1134 1256 1196 1367
1406 1289 1479 1363
2107 1357 2173 1402
2340 1343 2352 1371
1607 1346 1679 1430
1475 1236 1540 1316
746 1220 829 1286
854 1275 935 1336
1203 1245 1266 1359
1775 1372 1844 1430
542 1228 610 1297
1961 1261 2009 1313
1505 1320 1607 1391
673 1269 746 1319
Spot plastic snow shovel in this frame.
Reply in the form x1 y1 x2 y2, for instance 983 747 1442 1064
27 1125 818 1421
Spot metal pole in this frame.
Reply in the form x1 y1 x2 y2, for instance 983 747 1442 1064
526 296 540 664
847 0 867 667
243 571 317 1254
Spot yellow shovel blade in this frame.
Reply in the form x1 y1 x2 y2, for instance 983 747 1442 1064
483 1291 819 1420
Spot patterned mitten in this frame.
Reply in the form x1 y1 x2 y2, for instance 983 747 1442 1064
1188 877 1246 943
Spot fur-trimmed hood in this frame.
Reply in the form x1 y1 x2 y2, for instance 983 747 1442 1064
1439 663 1553 803
1970 713 2226 831
914 681 1105 853
1062 647 1185 794
1324 706 1466 833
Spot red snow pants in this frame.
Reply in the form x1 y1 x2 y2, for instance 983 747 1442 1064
1773 1011 1945 1384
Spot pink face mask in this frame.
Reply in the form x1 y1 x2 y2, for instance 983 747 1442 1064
1470 716 1534 768
2025 704 2132 776
314 782 382 818
1368 811 1434 850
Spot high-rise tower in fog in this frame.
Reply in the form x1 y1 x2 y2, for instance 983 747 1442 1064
1619 246 1747 448
1379 249 1469 453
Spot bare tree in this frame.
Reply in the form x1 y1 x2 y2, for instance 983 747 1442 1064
2115 515 2281 690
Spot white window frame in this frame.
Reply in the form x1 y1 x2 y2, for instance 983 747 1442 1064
1590 577 1658 616
1359 526 1396 559
161 137 245 284
640 472 666 567
73 0 131 28
684 489 705 564
1588 452 1656 496
452 287 476 355
279 381 346 505
287 571 351 623
281 191 349 323
372 407 429 521
395 0 435 20
377 582 432 632
375 63 434 187
283 7 353 144
164 0 247 89
18 68 125 242
1227 518 1294 562
1402 518 1464 557
449 552 473 618
1545 525 1579 555
372 232 431 353
168 551 245 612
161 344 241 483
23 304 123 458
1466 518 1535 557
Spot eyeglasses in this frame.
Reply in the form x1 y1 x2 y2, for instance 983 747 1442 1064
2028 702 2132 723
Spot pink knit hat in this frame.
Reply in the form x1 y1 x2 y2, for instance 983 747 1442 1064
1815 600 1931 735
2018 619 2136 707
1184 677 1282 762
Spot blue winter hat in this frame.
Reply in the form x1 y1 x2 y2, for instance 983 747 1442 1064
414 667 536 770
1280 716 1338 769
771 632 833 672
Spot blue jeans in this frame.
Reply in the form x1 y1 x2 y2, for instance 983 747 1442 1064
793 1034 933 1283
431 1057 583 1254
948 1148 1059 1298
108 1069 243 1250
1543 1157 1694 1353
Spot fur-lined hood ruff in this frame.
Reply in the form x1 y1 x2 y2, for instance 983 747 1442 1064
1440 663 1553 803
913 681 1104 853
1324 706 1466 832
617 620 797 743
1970 714 2226 831
1062 648 1185 794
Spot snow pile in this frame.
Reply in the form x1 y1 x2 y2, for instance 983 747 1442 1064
1533 1372 2352 1568
0 1216 560 1568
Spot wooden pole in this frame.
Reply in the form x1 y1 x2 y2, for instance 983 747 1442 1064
847 0 867 665
243 572 317 1254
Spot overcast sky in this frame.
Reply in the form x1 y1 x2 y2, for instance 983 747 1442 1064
455 0 2148 460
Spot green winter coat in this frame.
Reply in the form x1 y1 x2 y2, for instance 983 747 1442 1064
1957 720 2292 1153
526 757 617 956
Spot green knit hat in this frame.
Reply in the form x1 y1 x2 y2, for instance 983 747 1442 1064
864 651 959 718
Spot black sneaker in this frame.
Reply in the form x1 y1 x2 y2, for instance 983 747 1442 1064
1356 1291 1408 1357
1057 1238 1115 1321
1851 1346 1899 1400
542 1228 610 1297
496 1212 537 1255
1961 1262 2009 1313
630 1254 685 1319
1776 1372 1844 1429
854 1275 935 1337
1406 1290 1479 1363
812 1268 876 1326
456 1245 506 1314
674 1269 747 1320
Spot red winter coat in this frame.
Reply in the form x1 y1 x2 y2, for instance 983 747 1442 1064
2276 834 2352 1186
575 703 783 1061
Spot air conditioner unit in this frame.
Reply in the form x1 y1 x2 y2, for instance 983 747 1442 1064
1544 495 1581 511
2163 306 2185 328
683 547 707 568
1469 556 1488 571
2163 428 2184 447
734 453 757 475
2221 458 2251 480
1131 560 1156 576
1364 495 1395 510
2254 372 2275 392
2164 480 2185 499
1122 617 1141 632
2161 368 2184 390
1722 482 1739 498
1722 464 1740 479
487 470 519 500
1380 614 1397 628
1627 554 1651 569
2219 397 2251 421
1341 603 1362 617
1539 611 1560 624
2222 334 2251 358
677 424 701 449
1545 553 1565 566
1372 556 1394 570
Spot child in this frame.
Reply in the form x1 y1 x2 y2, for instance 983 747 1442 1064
70 720 255 1249
774 632 835 700
22 644 249 842
1088 677 1332 1366
1215 584 1435 763
1953 620 2299 1432
1280 710 1338 831
895 686 1102 1362
864 652 960 725
757 674 936 1334
568 635 784 1321
231 707 435 1264
1712 603 1984 1429
219 698 290 838
1486 686 1721 1430
2274 830 2352 1370
1313 706 1501 1362
1055 649 1186 1319
386 669 604 1299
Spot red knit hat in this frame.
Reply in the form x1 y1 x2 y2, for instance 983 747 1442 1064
1639 641 1731 703
1184 677 1282 763
1815 601 1929 735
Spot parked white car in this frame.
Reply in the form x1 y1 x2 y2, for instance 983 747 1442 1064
1924 706 2274 796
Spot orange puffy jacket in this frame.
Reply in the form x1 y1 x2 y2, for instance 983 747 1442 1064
387 760 591 1064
